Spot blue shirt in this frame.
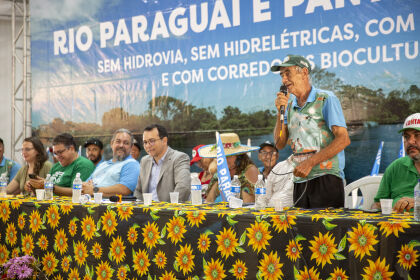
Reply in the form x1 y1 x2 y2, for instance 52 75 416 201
89 155 140 192
148 149 169 201
0 157 21 183
285 87 347 177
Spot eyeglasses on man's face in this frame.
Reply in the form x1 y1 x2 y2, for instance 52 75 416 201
21 148 34 153
53 147 69 156
259 151 277 157
143 138 162 146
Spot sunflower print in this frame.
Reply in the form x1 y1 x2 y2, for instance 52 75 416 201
153 250 167 269
296 266 320 280
216 227 239 259
91 242 103 259
166 216 187 244
29 210 42 233
286 239 302 262
329 267 348 280
11 248 19 259
397 244 419 270
127 226 138 245
246 221 273 252
38 234 49 251
231 259 248 280
159 271 177 280
378 220 410 237
83 275 92 280
309 231 338 268
133 248 150 276
204 258 226 280
0 244 9 265
186 210 206 227
362 257 394 280
198 233 211 253
68 267 80 280
175 243 195 275
55 274 64 280
258 251 284 280
117 205 133 221
101 209 118 237
60 203 73 215
96 260 114 280
81 215 96 241
109 236 126 264
74 240 88 266
46 204 61 229
17 213 25 230
347 223 378 260
55 228 68 255
21 234 34 255
61 255 72 272
42 251 58 276
117 265 128 280
0 201 10 223
68 219 78 236
142 221 160 249
5 222 17 246
10 199 22 209
271 214 296 233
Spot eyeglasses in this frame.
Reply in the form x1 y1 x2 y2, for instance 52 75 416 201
53 148 68 156
21 148 34 153
143 138 162 146
259 151 277 157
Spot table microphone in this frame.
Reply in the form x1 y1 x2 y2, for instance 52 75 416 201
109 195 137 202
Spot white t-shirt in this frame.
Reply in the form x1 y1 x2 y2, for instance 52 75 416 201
264 156 294 207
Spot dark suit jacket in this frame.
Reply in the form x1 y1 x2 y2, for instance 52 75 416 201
134 147 191 202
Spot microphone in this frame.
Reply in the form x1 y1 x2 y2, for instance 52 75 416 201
109 195 138 202
279 85 288 129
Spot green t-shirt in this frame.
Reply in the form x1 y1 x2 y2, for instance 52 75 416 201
14 161 53 194
374 156 420 206
49 156 95 188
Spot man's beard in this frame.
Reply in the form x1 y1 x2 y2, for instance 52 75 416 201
90 155 101 164
114 149 128 161
407 145 420 162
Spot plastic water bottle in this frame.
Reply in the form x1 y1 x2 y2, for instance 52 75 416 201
230 175 241 199
72 173 82 203
191 173 202 205
0 173 7 198
255 175 266 210
44 174 54 200
414 179 420 221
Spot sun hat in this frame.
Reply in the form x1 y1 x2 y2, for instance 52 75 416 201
271 54 311 73
198 133 259 158
398 113 420 133
190 144 205 165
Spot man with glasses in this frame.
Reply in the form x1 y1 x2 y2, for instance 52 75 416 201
0 137 21 183
28 133 95 196
258 141 279 180
82 129 140 197
134 124 191 202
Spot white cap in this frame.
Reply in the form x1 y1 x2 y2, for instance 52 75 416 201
399 113 420 133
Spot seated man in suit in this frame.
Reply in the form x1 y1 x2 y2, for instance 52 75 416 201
134 124 190 202
82 128 140 197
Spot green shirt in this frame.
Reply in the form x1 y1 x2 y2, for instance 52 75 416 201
374 156 420 206
49 156 95 188
14 161 53 194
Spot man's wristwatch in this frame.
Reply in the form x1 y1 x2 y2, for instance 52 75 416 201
93 186 99 193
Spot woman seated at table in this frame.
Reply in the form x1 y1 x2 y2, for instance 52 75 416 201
200 133 260 203
7 137 52 195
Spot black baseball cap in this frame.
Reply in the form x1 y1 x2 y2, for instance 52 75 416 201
259 141 278 152
84 137 103 150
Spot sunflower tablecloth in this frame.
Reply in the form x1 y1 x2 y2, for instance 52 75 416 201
0 196 419 280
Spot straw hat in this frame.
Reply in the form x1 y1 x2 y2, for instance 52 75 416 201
198 133 259 158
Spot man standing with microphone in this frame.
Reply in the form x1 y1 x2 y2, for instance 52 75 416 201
272 54 350 208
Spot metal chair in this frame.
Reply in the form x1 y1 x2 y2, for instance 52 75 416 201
344 175 382 210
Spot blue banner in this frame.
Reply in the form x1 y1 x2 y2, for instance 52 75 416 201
215 132 232 202
399 136 405 158
370 141 384 176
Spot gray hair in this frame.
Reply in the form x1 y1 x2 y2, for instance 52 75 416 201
111 128 134 146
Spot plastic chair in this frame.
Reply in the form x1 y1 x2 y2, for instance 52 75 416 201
344 175 382 210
